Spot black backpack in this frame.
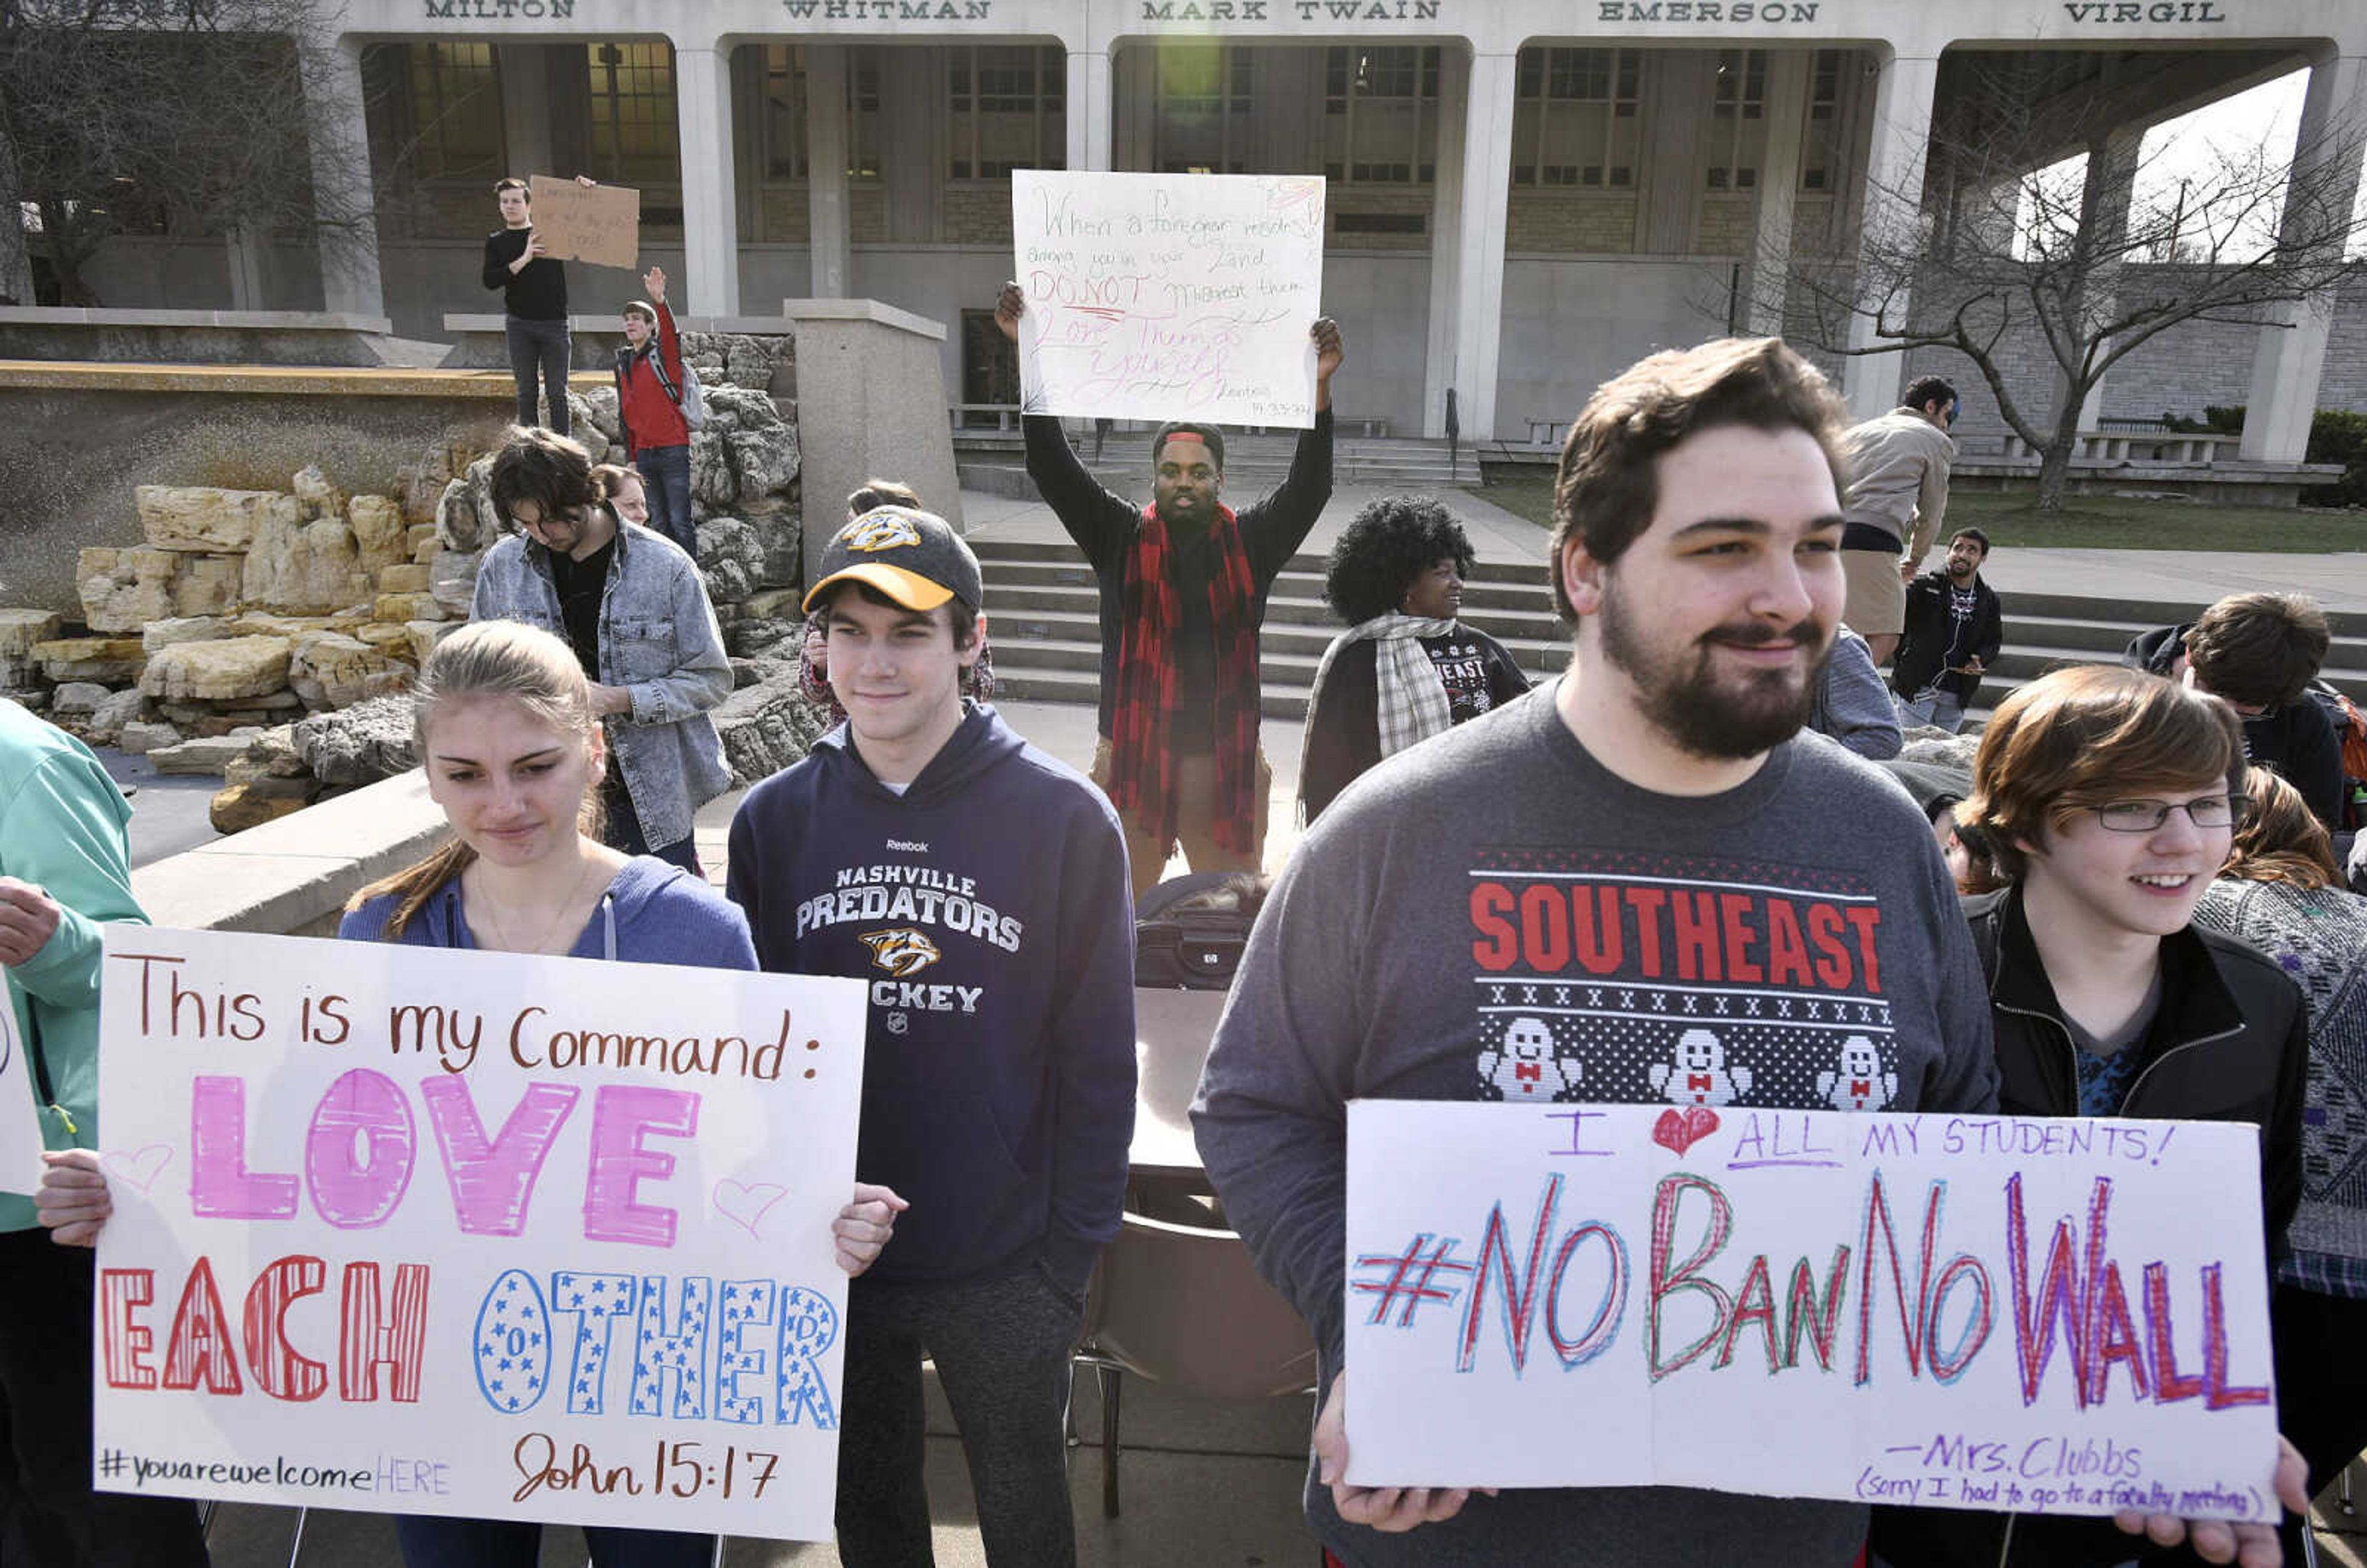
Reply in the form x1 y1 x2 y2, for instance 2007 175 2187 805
1134 872 1265 990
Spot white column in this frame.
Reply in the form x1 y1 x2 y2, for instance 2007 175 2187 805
300 38 385 319
2241 52 2367 464
1639 54 1716 255
1449 52 1518 442
1067 46 1112 173
497 46 554 178
674 46 740 314
806 46 851 298
1842 51 1939 422
1421 47 1471 438
1746 49 1810 338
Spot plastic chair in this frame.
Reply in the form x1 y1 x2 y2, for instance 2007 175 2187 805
1073 1210 1319 1517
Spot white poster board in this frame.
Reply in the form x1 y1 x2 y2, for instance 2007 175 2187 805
90 926 866 1541
1011 171 1327 427
1346 1101 2282 1522
0 990 45 1194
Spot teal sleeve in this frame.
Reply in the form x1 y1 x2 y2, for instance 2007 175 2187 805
3 751 145 1010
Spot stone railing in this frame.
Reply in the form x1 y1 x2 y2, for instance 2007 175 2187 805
0 306 404 367
131 768 447 937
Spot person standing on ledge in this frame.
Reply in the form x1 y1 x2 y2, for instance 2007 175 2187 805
481 173 597 436
1836 373 1957 668
995 280 1345 898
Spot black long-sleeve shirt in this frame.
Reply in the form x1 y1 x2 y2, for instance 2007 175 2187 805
1022 411 1334 745
482 227 567 321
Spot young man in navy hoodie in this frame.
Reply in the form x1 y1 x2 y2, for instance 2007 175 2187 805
726 506 1137 1566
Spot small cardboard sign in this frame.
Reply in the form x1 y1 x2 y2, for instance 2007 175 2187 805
528 176 640 270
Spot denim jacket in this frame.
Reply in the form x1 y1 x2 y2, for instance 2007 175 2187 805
470 515 733 848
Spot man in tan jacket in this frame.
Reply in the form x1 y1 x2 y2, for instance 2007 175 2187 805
1838 375 1957 666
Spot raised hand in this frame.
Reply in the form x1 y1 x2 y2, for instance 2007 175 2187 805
994 282 1026 342
643 265 667 304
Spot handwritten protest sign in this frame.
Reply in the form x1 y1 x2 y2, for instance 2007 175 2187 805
1011 171 1326 427
528 176 639 269
0 994 43 1194
1346 1101 2281 1522
89 925 865 1541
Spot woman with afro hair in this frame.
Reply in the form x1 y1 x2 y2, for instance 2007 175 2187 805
1298 495 1531 820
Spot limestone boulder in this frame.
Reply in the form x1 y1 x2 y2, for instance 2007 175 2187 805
294 695 418 787
173 555 245 619
565 393 614 463
350 494 410 574
136 486 277 552
578 386 622 446
290 632 394 710
224 724 307 786
209 774 318 834
435 455 501 553
0 610 62 690
35 638 144 685
140 638 292 704
690 433 737 510
47 682 110 716
245 504 370 616
374 591 446 624
408 524 441 565
399 443 466 528
407 619 458 667
292 465 346 523
86 688 151 745
694 517 764 602
354 623 415 651
78 547 177 633
117 720 181 754
377 562 431 595
724 618 798 659
429 550 482 618
142 617 232 655
743 587 803 619
150 728 266 777
0 610 62 659
726 427 802 500
711 668 831 788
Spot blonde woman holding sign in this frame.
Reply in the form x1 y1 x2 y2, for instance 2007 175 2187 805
39 622 904 1567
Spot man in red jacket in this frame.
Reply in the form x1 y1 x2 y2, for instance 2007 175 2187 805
615 264 698 556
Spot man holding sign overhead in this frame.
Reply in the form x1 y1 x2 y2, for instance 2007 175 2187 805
995 280 1343 899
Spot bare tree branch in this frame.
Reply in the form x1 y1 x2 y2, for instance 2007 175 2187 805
0 0 374 305
1745 52 2366 507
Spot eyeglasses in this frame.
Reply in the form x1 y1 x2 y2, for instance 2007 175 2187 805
2080 796 2247 833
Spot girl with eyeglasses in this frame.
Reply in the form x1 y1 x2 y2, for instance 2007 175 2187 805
1870 663 2308 1568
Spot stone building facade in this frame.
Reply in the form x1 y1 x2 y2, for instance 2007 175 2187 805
36 0 2367 451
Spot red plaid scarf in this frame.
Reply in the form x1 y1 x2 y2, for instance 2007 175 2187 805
1107 500 1261 855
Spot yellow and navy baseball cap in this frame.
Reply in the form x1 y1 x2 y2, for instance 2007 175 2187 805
803 505 984 615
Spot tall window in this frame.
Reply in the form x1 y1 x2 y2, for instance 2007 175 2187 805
762 44 809 178
848 48 881 180
949 46 1065 179
1511 48 1639 189
1802 49 1844 191
1153 45 1254 174
1322 46 1439 186
385 43 503 181
587 42 677 182
756 45 883 181
1704 49 1767 190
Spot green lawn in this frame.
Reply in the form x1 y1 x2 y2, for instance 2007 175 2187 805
1478 465 2367 552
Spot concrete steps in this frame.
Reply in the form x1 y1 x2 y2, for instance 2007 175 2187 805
955 432 1478 497
973 537 2367 727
